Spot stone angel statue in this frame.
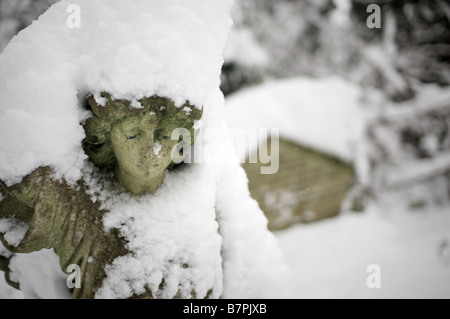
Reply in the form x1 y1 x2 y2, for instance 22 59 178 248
0 93 205 298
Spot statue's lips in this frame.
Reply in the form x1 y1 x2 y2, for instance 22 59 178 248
126 159 166 172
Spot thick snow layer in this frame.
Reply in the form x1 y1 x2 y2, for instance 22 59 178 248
223 77 366 163
0 119 291 299
223 77 450 188
214 144 292 298
0 276 22 299
0 218 28 247
3 197 449 299
8 249 71 299
276 200 450 298
92 163 224 299
0 241 69 299
88 117 290 299
0 0 233 185
0 0 290 299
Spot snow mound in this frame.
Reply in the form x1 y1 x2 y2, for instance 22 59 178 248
92 164 223 299
0 218 28 247
0 0 233 185
85 106 290 299
0 0 290 299
9 249 71 299
277 201 450 298
223 77 366 163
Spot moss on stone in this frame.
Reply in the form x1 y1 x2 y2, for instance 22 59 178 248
1 167 128 298
0 93 204 298
243 137 355 230
83 93 202 195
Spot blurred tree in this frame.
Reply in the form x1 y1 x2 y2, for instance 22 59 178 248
2 0 448 100
223 0 450 101
351 0 450 98
0 0 58 51
351 1 450 207
221 0 361 95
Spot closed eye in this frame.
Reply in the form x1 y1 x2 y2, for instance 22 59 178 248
126 135 137 141
155 128 171 141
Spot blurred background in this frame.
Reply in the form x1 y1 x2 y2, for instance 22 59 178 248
1 0 449 298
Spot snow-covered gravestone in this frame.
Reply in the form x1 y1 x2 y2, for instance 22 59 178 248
0 0 289 299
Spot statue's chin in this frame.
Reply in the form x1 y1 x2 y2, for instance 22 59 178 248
115 165 166 196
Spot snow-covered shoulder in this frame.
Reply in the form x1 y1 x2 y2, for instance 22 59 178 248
216 160 292 298
211 129 292 298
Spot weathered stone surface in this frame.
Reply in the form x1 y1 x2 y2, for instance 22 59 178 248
243 137 355 230
0 93 203 298
0 167 128 298
83 93 202 195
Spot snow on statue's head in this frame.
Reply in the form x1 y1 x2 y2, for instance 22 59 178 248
82 93 202 195
0 0 233 186
0 1 291 300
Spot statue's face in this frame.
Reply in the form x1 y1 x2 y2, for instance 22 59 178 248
82 93 202 194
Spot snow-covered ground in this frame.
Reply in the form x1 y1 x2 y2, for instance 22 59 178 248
223 76 450 299
3 199 449 299
276 201 450 299
0 0 287 299
3 74 450 299
1 0 449 300
223 76 366 163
